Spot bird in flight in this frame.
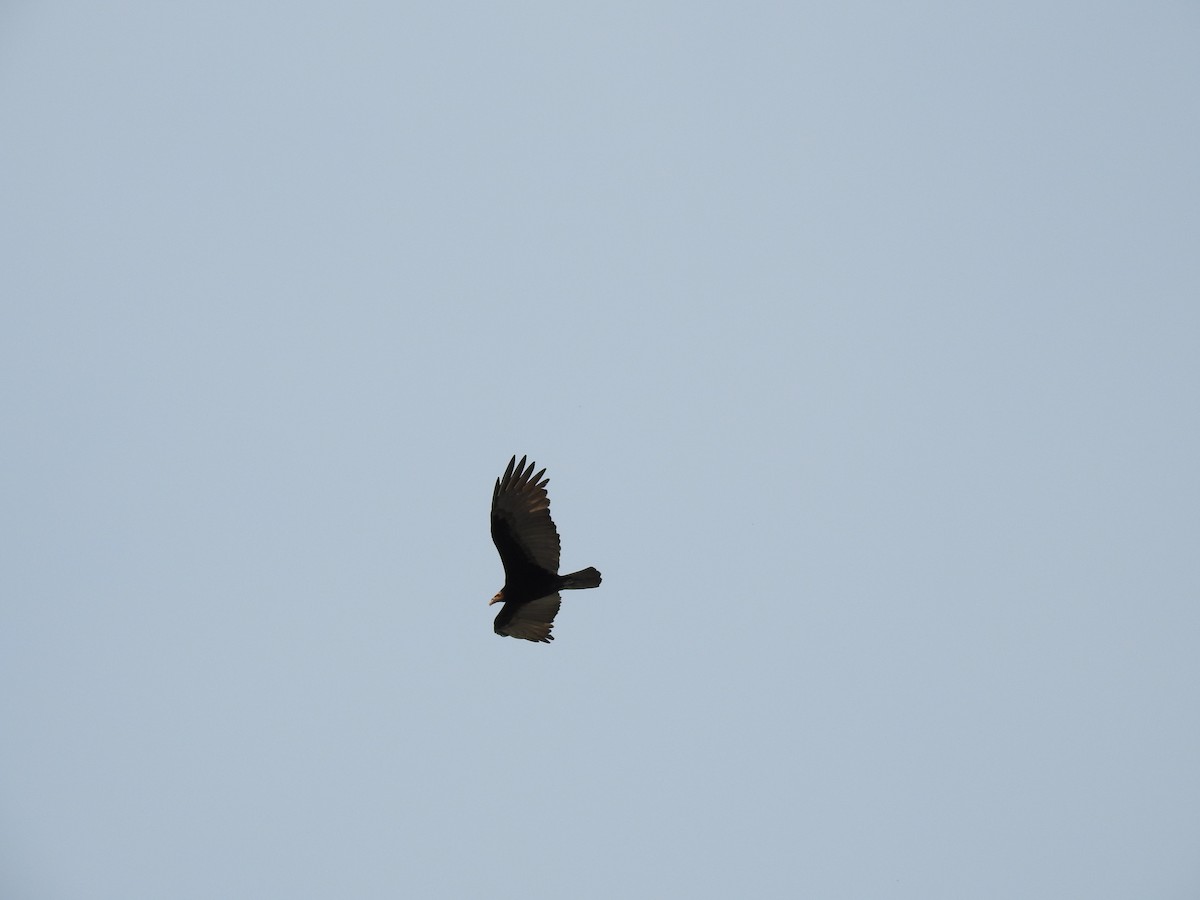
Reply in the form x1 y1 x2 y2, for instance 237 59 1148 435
489 455 602 642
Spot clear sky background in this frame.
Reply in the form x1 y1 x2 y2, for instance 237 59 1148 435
2 3 1198 898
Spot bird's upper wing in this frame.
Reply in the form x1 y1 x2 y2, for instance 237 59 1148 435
490 455 561 579
493 592 561 643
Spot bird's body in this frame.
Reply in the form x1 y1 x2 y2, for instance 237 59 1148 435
489 455 601 642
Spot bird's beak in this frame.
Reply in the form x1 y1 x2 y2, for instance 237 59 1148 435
488 593 503 606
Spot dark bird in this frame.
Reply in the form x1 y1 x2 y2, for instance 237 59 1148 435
489 455 602 642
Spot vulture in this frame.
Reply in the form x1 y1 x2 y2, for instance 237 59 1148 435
489 455 602 642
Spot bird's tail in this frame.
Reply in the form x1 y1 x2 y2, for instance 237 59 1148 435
560 567 602 590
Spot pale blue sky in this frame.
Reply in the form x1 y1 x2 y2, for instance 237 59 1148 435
2 3 1198 898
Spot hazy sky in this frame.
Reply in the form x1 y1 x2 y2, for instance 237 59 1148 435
2 3 1198 898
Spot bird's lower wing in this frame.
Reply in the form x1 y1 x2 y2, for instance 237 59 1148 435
494 593 562 643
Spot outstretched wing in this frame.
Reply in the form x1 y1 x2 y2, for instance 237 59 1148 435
491 455 561 580
494 593 561 643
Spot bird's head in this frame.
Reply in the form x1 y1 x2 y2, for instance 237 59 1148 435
489 590 504 606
